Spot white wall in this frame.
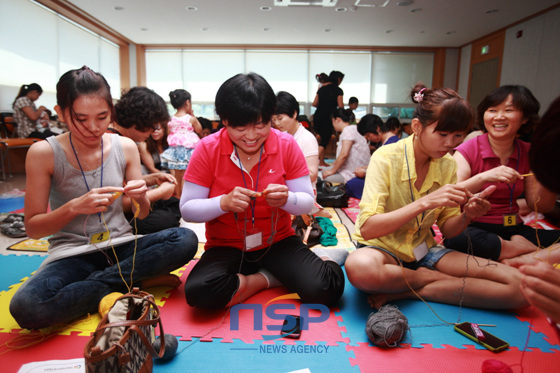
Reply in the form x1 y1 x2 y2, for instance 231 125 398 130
457 44 472 100
443 48 460 91
501 6 560 112
128 43 138 88
456 7 559 113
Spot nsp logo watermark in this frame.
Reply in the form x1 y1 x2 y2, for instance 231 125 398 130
230 293 330 340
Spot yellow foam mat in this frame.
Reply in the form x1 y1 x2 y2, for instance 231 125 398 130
0 264 190 336
7 238 49 252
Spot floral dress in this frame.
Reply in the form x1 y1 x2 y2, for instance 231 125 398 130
160 114 200 170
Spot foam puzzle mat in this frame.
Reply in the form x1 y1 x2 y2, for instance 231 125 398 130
1 252 559 372
1 199 559 372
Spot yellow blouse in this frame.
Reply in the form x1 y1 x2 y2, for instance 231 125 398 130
352 135 460 262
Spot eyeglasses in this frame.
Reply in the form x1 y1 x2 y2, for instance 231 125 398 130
152 125 163 131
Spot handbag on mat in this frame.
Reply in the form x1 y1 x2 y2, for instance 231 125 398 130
292 214 323 247
84 288 165 373
316 179 350 208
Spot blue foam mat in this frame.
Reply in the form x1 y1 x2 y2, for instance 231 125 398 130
0 254 45 291
154 338 358 373
335 269 559 352
0 197 24 213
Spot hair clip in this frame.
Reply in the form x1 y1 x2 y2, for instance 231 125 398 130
414 88 426 103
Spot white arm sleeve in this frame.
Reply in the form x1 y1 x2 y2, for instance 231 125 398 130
179 181 226 222
281 176 315 215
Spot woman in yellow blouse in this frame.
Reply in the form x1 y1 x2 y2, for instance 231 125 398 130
346 84 528 311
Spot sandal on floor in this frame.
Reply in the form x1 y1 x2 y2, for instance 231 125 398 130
1 221 27 238
0 213 24 224
1 220 24 229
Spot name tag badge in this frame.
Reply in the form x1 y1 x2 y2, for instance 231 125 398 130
90 230 110 244
245 231 263 251
503 214 517 227
413 241 429 261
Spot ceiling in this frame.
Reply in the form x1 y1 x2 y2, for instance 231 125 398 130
65 0 559 47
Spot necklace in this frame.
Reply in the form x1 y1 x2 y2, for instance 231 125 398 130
69 133 104 188
107 126 122 137
238 149 252 161
234 144 264 227
69 133 104 223
405 144 427 237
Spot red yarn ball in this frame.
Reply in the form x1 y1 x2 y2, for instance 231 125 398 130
481 359 513 373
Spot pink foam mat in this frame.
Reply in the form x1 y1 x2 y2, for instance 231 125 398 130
160 260 348 345
2 257 559 372
348 342 560 373
0 331 91 372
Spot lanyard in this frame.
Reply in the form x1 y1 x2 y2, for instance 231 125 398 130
234 144 264 226
506 140 521 211
70 133 104 221
405 144 427 237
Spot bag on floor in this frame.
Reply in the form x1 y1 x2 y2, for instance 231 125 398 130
292 214 323 247
316 179 349 208
84 288 165 373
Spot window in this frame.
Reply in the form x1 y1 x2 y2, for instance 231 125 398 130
371 53 433 104
246 50 309 102
146 50 183 102
144 49 434 120
0 0 121 111
183 50 245 102
308 51 372 104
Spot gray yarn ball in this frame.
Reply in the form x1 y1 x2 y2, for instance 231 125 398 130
153 333 178 360
365 304 409 347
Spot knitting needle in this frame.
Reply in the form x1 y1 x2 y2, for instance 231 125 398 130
455 322 496 327
521 173 534 177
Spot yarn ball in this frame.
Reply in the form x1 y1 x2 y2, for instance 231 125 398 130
98 292 123 318
365 304 409 347
153 334 179 360
481 359 513 373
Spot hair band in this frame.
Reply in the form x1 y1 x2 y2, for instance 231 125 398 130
414 88 426 103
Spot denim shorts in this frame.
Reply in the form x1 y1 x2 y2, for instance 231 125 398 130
358 244 454 270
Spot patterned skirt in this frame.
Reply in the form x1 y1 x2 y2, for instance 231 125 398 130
160 146 194 170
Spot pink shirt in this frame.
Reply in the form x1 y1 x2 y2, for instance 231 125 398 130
184 128 309 251
167 114 200 148
456 133 531 224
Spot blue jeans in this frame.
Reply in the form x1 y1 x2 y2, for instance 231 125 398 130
358 244 453 270
10 227 197 330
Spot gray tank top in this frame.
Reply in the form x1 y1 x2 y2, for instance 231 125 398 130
41 134 137 267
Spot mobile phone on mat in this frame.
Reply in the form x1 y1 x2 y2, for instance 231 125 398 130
281 315 302 339
454 322 509 352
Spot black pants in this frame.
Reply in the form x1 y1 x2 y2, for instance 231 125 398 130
128 197 181 235
28 129 57 140
314 112 334 149
185 235 345 309
444 221 560 261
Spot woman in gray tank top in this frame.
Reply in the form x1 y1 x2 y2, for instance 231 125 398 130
9 66 198 330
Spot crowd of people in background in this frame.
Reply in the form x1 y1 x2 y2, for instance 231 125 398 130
7 67 560 337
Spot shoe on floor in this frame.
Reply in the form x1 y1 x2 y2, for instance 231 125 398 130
0 213 24 224
1 221 27 238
